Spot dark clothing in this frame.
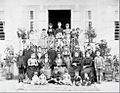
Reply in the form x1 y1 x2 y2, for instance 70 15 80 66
71 50 83 72
16 56 26 67
71 50 83 58
18 67 25 74
47 49 57 70
81 57 94 81
23 49 34 67
47 49 57 61
26 66 39 80
17 55 26 82
47 28 55 36
85 50 96 59
69 65 77 83
55 28 64 35
70 32 79 39
81 57 93 67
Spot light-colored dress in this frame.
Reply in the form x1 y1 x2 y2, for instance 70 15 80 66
61 73 72 85
78 31 86 51
64 29 71 46
39 32 48 48
39 74 47 84
13 62 18 76
31 75 40 85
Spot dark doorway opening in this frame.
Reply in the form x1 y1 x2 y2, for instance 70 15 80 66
48 10 71 29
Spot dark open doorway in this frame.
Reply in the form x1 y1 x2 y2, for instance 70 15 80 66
48 10 71 29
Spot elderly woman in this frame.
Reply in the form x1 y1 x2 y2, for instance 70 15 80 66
81 52 94 86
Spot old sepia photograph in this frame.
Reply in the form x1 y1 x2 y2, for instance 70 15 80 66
0 0 119 92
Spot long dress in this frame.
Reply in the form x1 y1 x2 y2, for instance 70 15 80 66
78 31 86 52
63 29 71 46
39 32 48 54
39 31 48 48
81 57 94 81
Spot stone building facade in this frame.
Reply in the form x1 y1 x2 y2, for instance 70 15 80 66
0 0 119 55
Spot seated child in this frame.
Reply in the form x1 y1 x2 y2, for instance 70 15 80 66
39 71 48 85
61 70 72 85
31 72 40 85
74 71 82 86
27 53 38 80
81 73 91 86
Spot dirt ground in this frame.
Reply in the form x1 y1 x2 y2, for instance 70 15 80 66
0 79 119 92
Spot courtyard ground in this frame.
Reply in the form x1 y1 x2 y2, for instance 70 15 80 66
0 78 119 92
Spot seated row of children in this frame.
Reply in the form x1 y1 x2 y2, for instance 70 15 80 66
17 46 104 86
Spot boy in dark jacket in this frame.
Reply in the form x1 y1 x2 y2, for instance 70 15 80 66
16 50 26 83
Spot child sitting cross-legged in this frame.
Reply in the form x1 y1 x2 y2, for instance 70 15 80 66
74 71 82 86
31 72 40 85
60 70 72 86
39 70 48 85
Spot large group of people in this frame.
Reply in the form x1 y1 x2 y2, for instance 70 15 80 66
16 22 106 87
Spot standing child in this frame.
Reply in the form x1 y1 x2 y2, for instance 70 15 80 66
94 51 104 84
16 50 26 83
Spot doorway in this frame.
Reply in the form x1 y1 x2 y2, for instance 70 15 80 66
48 10 71 29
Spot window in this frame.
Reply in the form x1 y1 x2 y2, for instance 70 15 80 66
88 10 92 20
0 21 5 40
30 21 34 32
114 21 119 40
30 10 34 20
